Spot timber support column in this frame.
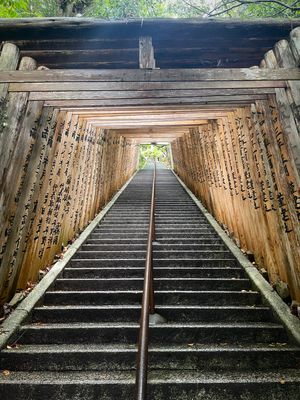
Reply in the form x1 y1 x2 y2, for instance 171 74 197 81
139 36 156 69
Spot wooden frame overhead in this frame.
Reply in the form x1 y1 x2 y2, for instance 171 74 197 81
1 18 300 69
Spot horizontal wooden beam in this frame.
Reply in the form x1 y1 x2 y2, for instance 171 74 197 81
89 120 208 129
134 138 173 143
16 48 269 65
10 37 279 51
35 60 262 69
0 18 298 41
60 105 239 113
44 99 257 107
114 133 185 138
9 82 280 92
111 127 193 135
1 68 299 83
27 90 274 102
84 115 212 123
78 111 225 119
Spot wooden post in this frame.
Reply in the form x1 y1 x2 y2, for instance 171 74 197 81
0 57 37 203
263 50 300 174
290 27 300 66
0 43 19 103
139 37 156 69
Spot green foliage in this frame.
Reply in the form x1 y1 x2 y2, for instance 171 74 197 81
138 144 171 169
87 0 196 18
0 0 29 17
0 0 298 18
199 0 300 19
0 0 60 17
0 0 298 22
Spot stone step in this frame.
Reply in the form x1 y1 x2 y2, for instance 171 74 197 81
80 243 227 251
56 277 252 291
2 344 298 372
63 267 245 279
43 290 261 306
1 369 299 400
72 250 233 259
84 237 223 245
17 322 287 345
53 277 251 291
93 228 215 234
88 232 220 239
95 224 212 229
69 259 238 268
31 305 272 323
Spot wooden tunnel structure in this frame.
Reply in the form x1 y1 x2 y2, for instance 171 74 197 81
0 18 300 307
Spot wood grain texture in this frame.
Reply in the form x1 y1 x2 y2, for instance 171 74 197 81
0 101 138 304
172 103 300 301
0 68 299 83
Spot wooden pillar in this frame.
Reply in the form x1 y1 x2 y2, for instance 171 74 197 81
139 36 156 69
0 43 19 103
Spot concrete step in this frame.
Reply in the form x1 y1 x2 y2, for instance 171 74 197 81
63 267 246 279
69 259 238 268
103 214 204 219
53 277 251 291
53 277 252 291
96 224 212 229
84 237 223 245
80 243 227 251
0 369 299 400
2 344 299 372
72 250 233 259
104 212 201 217
88 232 220 239
93 228 216 234
31 305 272 323
17 322 287 345
43 290 261 306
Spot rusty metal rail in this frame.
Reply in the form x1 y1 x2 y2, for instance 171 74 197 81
135 160 156 400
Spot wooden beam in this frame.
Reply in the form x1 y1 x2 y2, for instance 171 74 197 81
58 105 238 113
0 18 298 41
8 82 279 92
44 99 257 107
17 48 271 61
33 60 265 69
26 91 273 102
0 43 19 102
111 127 193 135
88 121 207 129
134 138 173 143
114 133 185 138
83 115 210 123
139 36 156 69
10 38 279 51
1 68 299 83
77 111 225 119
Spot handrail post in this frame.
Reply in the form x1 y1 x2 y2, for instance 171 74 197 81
135 158 156 400
149 159 155 314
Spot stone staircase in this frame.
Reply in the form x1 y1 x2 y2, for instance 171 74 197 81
0 168 300 399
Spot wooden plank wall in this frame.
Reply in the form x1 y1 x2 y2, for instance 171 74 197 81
172 28 300 302
0 45 138 306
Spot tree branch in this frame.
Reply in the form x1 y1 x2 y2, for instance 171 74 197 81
204 0 300 17
181 0 208 14
207 2 246 16
237 0 300 11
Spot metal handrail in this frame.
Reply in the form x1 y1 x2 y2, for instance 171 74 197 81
135 160 156 400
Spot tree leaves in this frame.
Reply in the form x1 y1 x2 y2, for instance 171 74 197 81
0 0 299 20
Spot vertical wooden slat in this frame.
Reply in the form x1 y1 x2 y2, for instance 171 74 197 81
139 36 156 69
0 43 19 103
